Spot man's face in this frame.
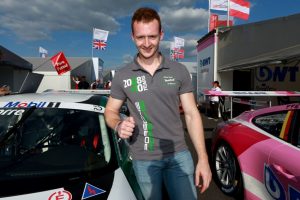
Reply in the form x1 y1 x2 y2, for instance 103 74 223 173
131 19 163 60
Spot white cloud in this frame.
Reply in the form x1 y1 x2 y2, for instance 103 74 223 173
159 7 208 33
0 0 122 41
0 0 208 66
122 54 134 64
0 1 207 41
160 40 172 50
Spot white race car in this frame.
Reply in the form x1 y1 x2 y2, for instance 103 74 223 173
0 90 142 200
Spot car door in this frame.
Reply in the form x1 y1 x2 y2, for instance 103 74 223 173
267 109 300 200
111 114 144 200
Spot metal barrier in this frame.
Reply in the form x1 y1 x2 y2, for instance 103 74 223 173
43 89 111 95
201 90 300 119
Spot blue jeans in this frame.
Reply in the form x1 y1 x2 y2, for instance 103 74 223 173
132 150 197 200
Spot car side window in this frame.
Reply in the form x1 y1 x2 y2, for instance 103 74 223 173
253 111 288 139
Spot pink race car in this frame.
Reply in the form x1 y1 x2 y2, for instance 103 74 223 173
211 103 300 200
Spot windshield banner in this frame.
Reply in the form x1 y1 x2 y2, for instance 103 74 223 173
0 102 105 113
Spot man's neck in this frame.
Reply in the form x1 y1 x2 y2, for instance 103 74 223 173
137 53 162 75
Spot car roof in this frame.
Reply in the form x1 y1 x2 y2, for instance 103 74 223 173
235 103 300 121
250 103 299 114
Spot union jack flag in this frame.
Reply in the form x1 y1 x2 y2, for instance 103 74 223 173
93 39 107 50
170 48 184 60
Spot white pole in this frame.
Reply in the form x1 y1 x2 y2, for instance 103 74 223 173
92 28 94 58
208 0 211 32
169 42 172 60
227 0 230 26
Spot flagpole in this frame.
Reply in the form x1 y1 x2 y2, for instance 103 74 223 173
169 42 172 60
208 0 211 32
92 28 94 58
227 0 230 26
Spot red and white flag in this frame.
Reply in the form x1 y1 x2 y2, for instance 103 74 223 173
171 48 184 59
170 42 184 60
229 0 250 20
175 48 184 59
209 14 234 31
50 52 72 75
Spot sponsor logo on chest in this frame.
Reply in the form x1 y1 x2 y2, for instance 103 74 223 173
163 76 177 86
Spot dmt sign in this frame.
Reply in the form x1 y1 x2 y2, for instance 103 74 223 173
256 66 299 82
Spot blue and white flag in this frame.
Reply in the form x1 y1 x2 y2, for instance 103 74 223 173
39 46 48 58
174 37 185 48
210 0 228 11
93 28 109 41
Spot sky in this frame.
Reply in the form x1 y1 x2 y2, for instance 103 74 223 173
1 0 300 69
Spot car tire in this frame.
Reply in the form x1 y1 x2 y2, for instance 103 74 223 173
212 142 243 199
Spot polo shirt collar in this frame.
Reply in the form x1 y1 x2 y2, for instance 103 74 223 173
131 53 170 71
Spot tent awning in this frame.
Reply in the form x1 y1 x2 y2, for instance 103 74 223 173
217 13 300 71
0 45 33 70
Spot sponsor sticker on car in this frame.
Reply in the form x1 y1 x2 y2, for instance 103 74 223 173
0 102 105 113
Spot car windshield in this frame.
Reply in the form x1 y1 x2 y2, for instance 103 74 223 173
0 106 111 178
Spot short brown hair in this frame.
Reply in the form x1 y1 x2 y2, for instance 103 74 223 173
131 7 162 34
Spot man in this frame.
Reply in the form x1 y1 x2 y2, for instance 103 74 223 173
91 79 104 89
78 76 90 89
72 76 80 89
0 85 10 96
104 7 211 200
209 81 222 119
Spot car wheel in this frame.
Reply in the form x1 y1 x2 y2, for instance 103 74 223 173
213 143 243 198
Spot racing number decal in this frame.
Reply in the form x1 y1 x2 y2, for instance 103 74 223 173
123 79 132 88
123 76 148 93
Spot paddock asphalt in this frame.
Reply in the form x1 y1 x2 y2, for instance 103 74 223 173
183 113 235 200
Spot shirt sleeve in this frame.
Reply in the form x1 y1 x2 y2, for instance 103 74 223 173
178 64 194 95
110 71 126 101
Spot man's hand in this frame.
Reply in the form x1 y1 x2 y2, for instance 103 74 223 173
195 158 212 193
116 117 135 139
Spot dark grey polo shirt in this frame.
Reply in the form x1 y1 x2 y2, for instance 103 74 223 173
110 55 194 160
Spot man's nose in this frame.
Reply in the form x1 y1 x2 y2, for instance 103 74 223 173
143 37 150 47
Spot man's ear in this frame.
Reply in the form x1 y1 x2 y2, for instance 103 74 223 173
131 32 135 42
160 30 164 41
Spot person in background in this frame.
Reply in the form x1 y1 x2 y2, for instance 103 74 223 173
91 79 103 89
104 7 211 200
104 80 111 89
209 81 222 119
0 85 11 96
72 76 80 90
78 76 90 89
